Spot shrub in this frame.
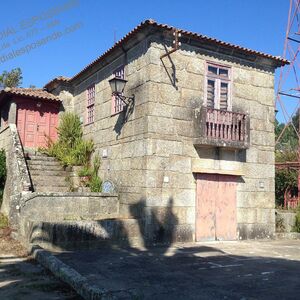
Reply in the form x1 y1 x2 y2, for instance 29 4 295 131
293 206 300 232
57 112 82 148
275 169 298 207
42 113 103 192
77 166 93 177
41 113 94 167
89 175 102 192
78 155 102 192
0 213 8 229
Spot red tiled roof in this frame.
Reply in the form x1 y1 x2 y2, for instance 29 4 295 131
44 76 70 89
0 87 60 102
44 19 289 87
70 19 289 81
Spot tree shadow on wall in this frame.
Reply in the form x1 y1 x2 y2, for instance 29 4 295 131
130 197 179 253
23 197 300 299
28 196 181 255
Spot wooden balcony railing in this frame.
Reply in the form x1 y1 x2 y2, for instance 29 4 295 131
206 108 247 142
194 107 250 149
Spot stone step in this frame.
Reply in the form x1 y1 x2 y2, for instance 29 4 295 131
32 179 69 187
33 186 70 193
28 164 65 172
27 156 58 162
32 181 70 187
29 170 70 177
27 160 62 167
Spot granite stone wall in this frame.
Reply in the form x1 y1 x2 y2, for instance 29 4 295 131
145 37 276 240
0 124 32 229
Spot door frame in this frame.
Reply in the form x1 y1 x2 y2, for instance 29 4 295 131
195 172 238 242
16 98 59 148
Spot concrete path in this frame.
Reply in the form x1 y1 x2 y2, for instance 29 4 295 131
53 240 300 299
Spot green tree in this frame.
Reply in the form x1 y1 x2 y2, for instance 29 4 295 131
275 116 298 153
0 68 23 88
275 168 298 207
275 113 299 207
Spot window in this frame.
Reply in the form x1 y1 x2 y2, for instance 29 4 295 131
205 63 231 110
111 66 125 115
86 84 95 124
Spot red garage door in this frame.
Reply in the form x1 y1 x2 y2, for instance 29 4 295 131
196 173 237 241
17 101 59 149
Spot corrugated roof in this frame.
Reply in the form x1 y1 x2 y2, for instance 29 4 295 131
0 87 60 102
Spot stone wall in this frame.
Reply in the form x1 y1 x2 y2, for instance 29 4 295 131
0 125 32 228
276 210 296 233
20 192 119 222
139 36 276 240
18 192 120 246
23 219 143 251
61 33 276 242
70 39 152 227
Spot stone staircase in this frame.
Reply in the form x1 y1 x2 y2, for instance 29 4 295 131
25 152 71 193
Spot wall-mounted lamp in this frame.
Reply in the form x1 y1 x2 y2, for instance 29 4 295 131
36 102 42 108
108 77 134 105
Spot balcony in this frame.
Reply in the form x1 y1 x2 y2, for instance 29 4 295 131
194 107 250 149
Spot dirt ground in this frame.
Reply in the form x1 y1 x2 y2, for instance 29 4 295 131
0 227 81 300
0 227 27 257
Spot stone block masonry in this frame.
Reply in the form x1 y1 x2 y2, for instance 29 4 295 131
0 125 32 229
51 28 278 243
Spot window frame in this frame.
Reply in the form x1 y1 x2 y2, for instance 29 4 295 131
204 62 232 111
111 65 125 116
86 84 95 125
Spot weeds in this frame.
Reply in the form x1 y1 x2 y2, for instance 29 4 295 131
77 155 102 192
0 213 8 229
293 206 300 232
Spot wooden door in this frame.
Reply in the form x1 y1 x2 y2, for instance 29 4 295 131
17 101 59 148
196 173 237 241
17 102 37 148
36 110 50 148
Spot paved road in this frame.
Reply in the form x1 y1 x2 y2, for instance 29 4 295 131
55 240 300 299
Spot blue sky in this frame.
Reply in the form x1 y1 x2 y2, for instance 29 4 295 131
0 0 290 108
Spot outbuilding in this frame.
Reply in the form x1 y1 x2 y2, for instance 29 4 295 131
0 87 60 148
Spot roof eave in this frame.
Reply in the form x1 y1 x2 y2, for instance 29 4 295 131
44 19 289 87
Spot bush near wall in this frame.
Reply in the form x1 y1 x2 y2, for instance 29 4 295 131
42 113 94 167
41 113 102 192
275 168 298 207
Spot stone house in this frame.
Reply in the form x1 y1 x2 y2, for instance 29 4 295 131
0 88 60 148
16 20 291 243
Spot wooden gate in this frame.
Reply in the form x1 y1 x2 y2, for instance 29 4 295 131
196 173 237 241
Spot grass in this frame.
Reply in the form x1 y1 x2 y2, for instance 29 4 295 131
0 213 8 229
